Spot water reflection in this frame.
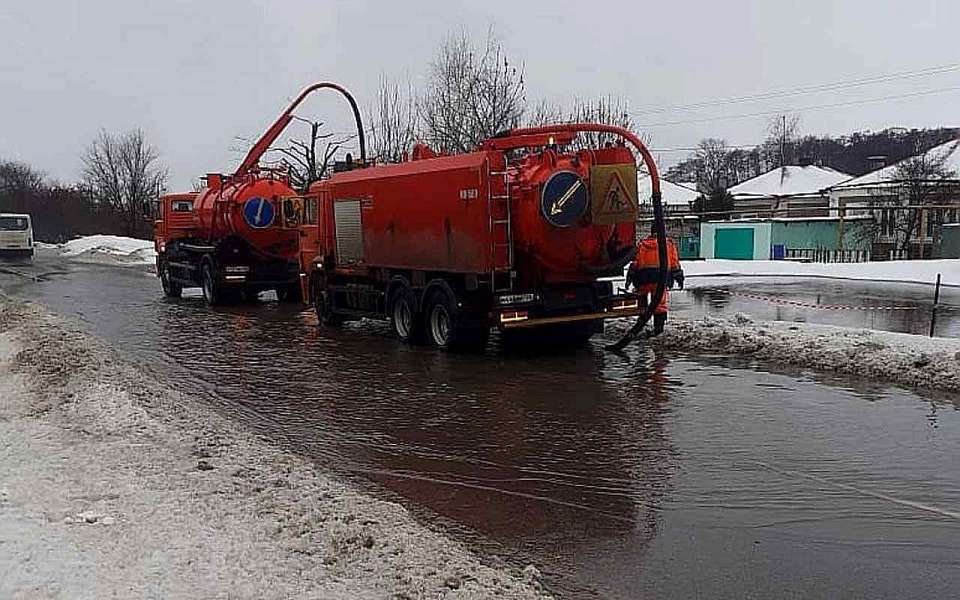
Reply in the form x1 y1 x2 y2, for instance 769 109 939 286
680 278 960 337
151 297 681 584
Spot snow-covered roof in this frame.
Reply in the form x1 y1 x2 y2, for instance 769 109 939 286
638 175 700 207
729 165 850 198
830 138 960 190
712 215 873 224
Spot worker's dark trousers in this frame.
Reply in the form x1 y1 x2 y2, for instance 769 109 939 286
653 313 667 335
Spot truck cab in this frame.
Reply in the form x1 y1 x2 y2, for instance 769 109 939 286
0 213 34 259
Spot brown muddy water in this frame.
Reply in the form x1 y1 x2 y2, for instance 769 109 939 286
4 258 960 599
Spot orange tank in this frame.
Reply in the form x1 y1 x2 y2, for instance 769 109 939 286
191 173 299 260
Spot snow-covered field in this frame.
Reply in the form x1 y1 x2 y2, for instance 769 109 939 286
684 259 959 287
55 235 156 266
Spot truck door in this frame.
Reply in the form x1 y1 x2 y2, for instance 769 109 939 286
281 194 322 299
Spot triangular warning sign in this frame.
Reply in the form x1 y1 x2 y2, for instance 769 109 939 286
590 164 638 225
605 170 631 212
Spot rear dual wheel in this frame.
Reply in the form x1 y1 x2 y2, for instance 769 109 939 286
423 288 488 352
391 285 423 344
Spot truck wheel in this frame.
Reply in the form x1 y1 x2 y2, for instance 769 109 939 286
424 288 487 351
390 286 423 344
313 287 343 326
276 284 302 303
159 260 182 299
201 261 224 306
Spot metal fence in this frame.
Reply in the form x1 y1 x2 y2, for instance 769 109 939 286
784 248 872 263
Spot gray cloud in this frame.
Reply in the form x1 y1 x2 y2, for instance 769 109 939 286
1 0 957 190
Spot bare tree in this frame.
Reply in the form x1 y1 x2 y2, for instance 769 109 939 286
525 99 564 127
761 114 801 169
525 95 648 159
690 138 737 217
369 76 419 163
876 140 959 255
420 29 525 153
81 129 166 237
0 160 45 195
231 122 351 193
566 95 640 149
271 117 353 192
694 138 733 195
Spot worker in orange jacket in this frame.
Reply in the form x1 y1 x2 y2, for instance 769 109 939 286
626 225 684 336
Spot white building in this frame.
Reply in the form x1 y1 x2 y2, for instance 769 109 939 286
729 165 851 218
827 139 960 258
637 174 700 216
635 175 701 255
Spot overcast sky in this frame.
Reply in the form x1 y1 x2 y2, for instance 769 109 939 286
1 0 958 189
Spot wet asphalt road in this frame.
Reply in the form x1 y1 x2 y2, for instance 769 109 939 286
3 254 960 599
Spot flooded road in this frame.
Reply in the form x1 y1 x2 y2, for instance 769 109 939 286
675 277 960 338
4 257 960 599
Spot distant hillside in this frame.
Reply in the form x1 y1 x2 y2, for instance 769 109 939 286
792 127 960 176
665 127 960 188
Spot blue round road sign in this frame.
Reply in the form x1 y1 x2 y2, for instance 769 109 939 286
541 171 588 228
243 197 275 229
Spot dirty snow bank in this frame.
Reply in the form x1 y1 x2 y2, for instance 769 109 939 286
684 259 960 287
0 295 549 599
58 234 156 266
607 315 960 392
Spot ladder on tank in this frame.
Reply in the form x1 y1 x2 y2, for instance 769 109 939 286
486 156 514 292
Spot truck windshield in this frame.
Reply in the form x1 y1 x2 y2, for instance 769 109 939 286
0 216 29 231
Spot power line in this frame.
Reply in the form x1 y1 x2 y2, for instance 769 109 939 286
637 85 960 128
632 62 960 116
650 144 758 152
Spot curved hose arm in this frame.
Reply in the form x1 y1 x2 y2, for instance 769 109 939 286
234 81 366 177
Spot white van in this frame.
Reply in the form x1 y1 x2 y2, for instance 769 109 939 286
0 213 34 258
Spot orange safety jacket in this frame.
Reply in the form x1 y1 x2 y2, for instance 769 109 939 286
628 236 684 288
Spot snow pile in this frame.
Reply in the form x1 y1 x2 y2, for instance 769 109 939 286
59 235 156 266
0 296 551 599
610 315 960 391
684 259 960 287
729 165 851 198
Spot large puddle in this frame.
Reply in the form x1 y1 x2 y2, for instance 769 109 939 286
676 276 960 337
4 259 960 599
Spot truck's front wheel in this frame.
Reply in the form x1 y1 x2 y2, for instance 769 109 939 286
313 283 343 326
276 284 302 303
201 261 224 306
159 259 182 299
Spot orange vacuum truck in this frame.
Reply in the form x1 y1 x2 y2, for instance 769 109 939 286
154 82 669 350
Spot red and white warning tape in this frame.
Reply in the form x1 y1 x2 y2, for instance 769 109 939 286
693 287 920 311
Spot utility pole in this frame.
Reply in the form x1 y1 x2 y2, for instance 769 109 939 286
780 114 786 168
